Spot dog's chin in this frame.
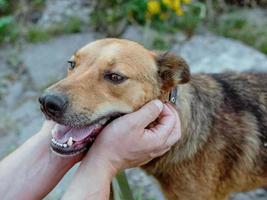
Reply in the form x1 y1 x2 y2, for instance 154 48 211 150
50 114 121 156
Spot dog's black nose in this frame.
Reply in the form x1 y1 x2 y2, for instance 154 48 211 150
39 93 68 118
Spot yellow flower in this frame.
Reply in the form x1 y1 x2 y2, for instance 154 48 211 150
182 0 191 4
147 0 161 15
175 8 184 16
173 0 181 11
162 0 172 8
160 12 168 20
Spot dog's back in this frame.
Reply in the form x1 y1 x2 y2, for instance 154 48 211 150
210 73 267 197
144 73 267 200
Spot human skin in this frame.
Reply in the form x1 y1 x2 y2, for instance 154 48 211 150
0 100 181 200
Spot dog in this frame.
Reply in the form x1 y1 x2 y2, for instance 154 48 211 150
39 38 267 200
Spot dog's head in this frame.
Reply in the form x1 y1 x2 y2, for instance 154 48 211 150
39 39 190 155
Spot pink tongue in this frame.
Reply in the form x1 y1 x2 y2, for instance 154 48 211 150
52 124 99 143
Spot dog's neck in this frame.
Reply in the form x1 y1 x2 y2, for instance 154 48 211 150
169 76 218 162
144 75 218 174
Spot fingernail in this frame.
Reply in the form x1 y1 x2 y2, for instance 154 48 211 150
153 99 163 111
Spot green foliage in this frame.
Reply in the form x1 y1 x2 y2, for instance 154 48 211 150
115 171 135 200
126 0 148 24
214 9 267 54
0 0 14 14
176 2 206 37
26 25 50 43
64 17 82 33
0 0 8 11
26 17 82 43
0 15 19 43
31 0 46 8
152 36 170 50
113 171 157 200
0 0 19 43
91 0 129 37
91 0 206 37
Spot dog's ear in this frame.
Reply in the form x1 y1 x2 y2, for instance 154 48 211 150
154 52 190 91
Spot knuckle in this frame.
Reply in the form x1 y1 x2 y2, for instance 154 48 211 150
149 150 159 158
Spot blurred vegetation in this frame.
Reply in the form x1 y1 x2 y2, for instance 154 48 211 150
213 9 267 54
0 0 19 43
26 16 82 43
0 0 267 54
0 0 82 44
91 0 205 38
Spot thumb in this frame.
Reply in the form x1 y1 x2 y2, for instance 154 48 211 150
128 99 163 128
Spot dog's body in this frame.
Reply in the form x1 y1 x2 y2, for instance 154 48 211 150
144 73 267 200
41 39 267 200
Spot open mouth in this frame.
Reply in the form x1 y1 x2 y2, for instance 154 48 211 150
50 114 121 156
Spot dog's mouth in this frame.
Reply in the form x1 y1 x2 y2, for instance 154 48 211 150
50 114 121 156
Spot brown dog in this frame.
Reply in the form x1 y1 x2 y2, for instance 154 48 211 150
39 39 267 200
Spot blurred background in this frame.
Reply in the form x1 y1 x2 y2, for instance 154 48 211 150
0 0 267 199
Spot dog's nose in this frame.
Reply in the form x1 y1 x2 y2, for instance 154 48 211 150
39 93 68 117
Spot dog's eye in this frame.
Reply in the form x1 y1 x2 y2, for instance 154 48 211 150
104 72 127 84
67 61 76 70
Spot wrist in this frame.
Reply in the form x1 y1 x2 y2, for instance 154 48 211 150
85 146 119 179
63 149 114 200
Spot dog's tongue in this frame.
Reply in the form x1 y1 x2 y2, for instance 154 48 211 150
52 123 99 143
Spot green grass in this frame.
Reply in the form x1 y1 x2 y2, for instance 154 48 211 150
26 25 51 43
0 16 19 43
114 171 135 200
212 9 267 54
64 16 82 33
25 17 83 43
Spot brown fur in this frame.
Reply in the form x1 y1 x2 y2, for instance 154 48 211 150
45 39 267 200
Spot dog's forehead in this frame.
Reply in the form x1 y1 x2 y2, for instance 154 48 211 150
76 39 156 67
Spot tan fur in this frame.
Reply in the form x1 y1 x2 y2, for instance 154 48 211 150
46 39 267 200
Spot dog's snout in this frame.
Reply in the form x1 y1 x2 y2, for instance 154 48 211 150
39 93 68 118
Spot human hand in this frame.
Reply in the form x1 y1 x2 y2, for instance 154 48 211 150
88 99 181 176
63 99 181 200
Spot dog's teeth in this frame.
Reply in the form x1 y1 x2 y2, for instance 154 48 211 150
63 144 67 148
67 137 73 147
56 141 62 147
51 128 55 135
52 138 65 147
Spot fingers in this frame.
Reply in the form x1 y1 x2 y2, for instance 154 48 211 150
127 99 163 128
148 103 177 140
144 102 181 154
40 120 55 131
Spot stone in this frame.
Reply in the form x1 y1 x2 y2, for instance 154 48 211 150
231 189 267 200
38 0 92 28
4 82 24 109
172 33 267 73
21 33 96 89
122 25 144 43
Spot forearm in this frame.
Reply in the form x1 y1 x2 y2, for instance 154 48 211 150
62 149 115 200
0 129 78 200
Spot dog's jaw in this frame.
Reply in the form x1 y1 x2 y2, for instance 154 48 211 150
49 114 122 156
